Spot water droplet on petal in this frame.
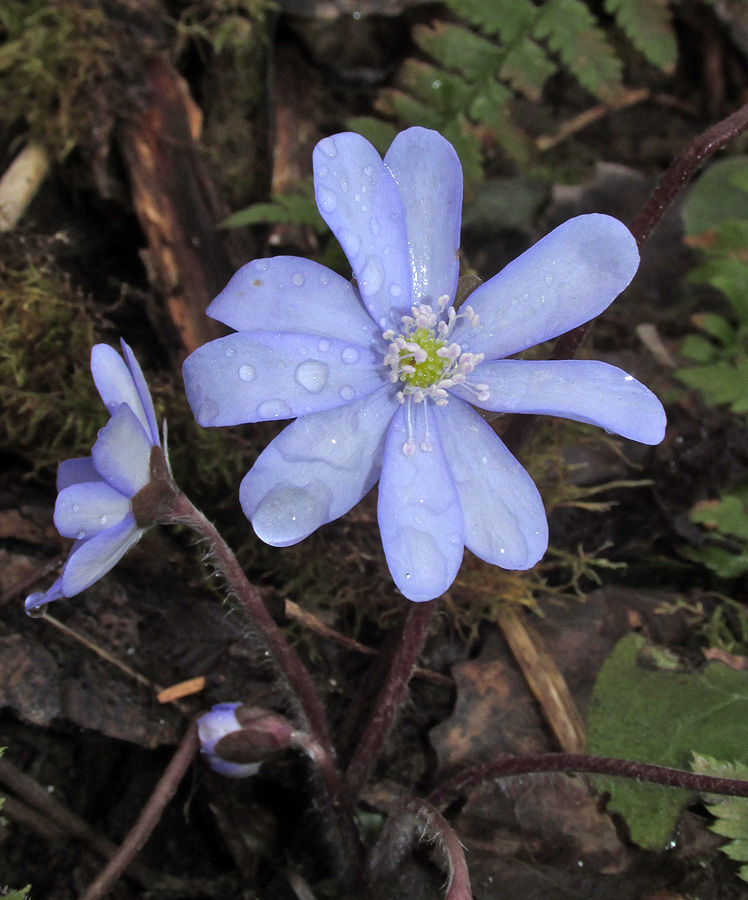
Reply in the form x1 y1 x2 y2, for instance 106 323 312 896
389 284 402 297
359 256 384 297
77 530 86 540
99 515 108 525
294 360 329 394
317 187 337 213
239 364 256 382
318 272 330 286
317 165 328 178
225 346 236 357
354 192 362 202
363 165 374 176
338 228 361 258
545 273 553 285
257 399 292 419
319 138 338 159
370 217 381 235
199 400 220 425
341 347 359 364
292 272 305 287
71 504 79 512
253 260 268 272
318 339 330 352
339 385 355 401
481 455 488 464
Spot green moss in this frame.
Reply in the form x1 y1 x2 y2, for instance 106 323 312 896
0 239 101 470
0 0 144 159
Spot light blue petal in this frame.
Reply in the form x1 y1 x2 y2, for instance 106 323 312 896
57 457 101 491
434 399 548 569
453 215 640 359
54 481 131 540
384 127 462 306
207 257 381 348
377 402 464 602
183 331 388 426
91 404 153 498
241 386 395 546
60 516 144 597
90 344 156 443
120 339 160 446
314 133 413 329
25 576 65 612
453 359 667 445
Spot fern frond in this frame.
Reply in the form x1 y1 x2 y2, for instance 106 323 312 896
442 0 537 43
413 22 501 83
604 0 677 74
500 37 557 101
534 0 623 99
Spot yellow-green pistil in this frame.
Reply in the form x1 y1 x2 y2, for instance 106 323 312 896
402 328 445 388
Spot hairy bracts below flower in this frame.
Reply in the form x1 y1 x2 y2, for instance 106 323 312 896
183 127 666 603
25 340 161 612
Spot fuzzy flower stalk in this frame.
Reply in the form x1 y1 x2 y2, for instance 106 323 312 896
26 340 166 612
183 127 666 603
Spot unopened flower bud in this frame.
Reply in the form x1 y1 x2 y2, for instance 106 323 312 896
197 703 295 778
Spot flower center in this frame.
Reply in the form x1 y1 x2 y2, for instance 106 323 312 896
401 327 445 388
382 296 489 407
382 297 491 455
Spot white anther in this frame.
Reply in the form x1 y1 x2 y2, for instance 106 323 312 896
420 440 433 452
403 441 415 456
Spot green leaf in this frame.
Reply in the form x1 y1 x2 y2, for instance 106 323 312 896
691 492 748 541
220 184 326 232
442 0 537 44
499 37 557 100
533 0 623 100
604 0 677 73
413 22 502 83
693 754 748 881
691 312 735 345
588 634 748 849
682 544 748 578
679 334 719 363
683 157 748 236
1 889 31 900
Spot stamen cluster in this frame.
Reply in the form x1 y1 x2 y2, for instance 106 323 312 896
382 295 490 410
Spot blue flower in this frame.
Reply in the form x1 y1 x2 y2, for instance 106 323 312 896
25 340 161 612
183 127 666 603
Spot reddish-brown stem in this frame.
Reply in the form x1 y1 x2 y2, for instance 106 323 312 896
428 753 748 809
163 491 334 758
78 721 200 900
345 600 436 797
369 797 472 900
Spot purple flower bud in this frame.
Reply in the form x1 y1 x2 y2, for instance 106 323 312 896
197 703 295 778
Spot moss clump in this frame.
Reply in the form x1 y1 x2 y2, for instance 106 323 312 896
0 236 101 470
0 0 145 159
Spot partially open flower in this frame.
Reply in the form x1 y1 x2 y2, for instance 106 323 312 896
25 340 163 612
183 127 666 603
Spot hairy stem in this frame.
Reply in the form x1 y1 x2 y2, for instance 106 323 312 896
369 797 472 900
164 490 333 757
428 753 748 809
345 600 436 797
